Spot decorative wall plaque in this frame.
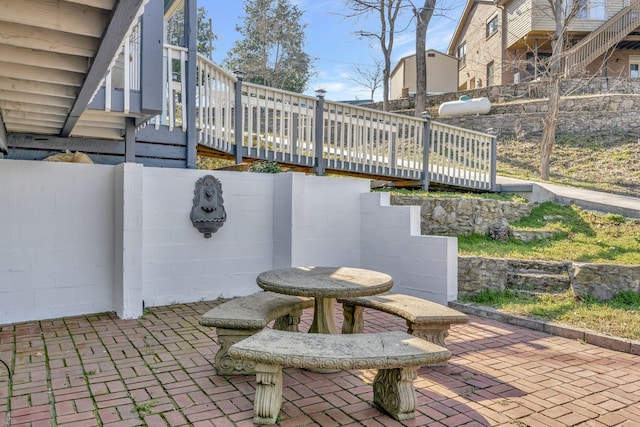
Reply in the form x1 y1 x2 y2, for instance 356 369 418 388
190 175 227 238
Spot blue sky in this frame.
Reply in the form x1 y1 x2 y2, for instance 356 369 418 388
198 1 465 102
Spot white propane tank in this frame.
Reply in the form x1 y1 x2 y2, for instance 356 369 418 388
438 95 491 117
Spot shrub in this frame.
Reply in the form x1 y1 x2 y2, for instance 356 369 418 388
249 160 281 173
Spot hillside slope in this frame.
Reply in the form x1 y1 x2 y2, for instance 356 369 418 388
497 131 639 198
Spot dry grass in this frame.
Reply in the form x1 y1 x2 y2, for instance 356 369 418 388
497 131 640 198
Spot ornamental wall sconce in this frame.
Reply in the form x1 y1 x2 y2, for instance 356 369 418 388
190 175 227 238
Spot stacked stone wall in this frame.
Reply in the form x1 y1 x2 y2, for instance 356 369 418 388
367 77 640 136
390 195 533 236
458 256 639 301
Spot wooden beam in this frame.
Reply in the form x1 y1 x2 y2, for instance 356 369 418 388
74 118 125 129
63 0 116 10
0 90 74 108
4 117 64 129
70 125 124 140
8 133 124 154
0 101 70 117
0 0 109 38
0 77 78 99
4 123 60 135
0 22 99 57
3 110 68 124
0 62 84 86
0 44 89 74
61 0 147 137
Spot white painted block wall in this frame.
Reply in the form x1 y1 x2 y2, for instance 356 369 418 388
0 161 458 324
360 192 458 305
0 160 116 324
142 168 276 307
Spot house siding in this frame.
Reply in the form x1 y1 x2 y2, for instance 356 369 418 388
514 0 629 35
390 51 459 98
506 0 533 47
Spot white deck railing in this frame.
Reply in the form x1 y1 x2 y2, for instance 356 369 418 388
92 16 143 114
153 50 496 190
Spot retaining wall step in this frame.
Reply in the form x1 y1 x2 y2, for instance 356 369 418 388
506 272 571 293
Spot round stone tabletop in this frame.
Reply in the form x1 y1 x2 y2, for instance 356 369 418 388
256 266 393 298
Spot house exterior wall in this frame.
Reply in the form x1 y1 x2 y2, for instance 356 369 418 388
505 0 533 47
427 53 460 93
390 61 407 99
507 0 628 44
390 51 459 98
455 1 504 90
0 161 458 324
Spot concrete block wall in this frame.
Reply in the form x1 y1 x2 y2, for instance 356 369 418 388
0 161 459 324
141 168 277 308
0 160 116 324
360 192 458 305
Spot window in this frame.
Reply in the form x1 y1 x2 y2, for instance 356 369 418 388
457 42 467 68
487 61 495 86
630 64 639 78
486 15 499 38
576 0 606 20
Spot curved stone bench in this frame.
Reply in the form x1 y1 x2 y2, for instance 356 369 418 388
338 293 469 349
229 329 451 424
199 292 313 375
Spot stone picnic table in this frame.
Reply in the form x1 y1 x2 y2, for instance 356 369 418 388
256 266 393 334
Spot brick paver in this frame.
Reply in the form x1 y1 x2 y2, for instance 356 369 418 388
0 301 639 426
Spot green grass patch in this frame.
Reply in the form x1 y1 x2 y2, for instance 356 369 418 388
458 204 640 264
462 289 640 340
379 188 528 202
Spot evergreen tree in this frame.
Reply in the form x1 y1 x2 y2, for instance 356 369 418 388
166 6 216 58
224 0 312 93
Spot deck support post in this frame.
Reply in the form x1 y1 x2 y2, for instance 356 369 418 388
184 0 197 169
490 135 497 191
314 89 326 176
125 118 136 162
421 114 431 191
234 71 245 165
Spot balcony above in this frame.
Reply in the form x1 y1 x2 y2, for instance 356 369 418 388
0 0 150 143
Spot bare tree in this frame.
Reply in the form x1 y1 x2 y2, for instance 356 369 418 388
344 0 405 111
412 0 435 117
346 58 384 100
539 0 581 180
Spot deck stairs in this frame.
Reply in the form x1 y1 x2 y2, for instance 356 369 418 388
564 0 640 75
505 260 572 295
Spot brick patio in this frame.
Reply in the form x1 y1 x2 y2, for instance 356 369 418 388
1 301 639 426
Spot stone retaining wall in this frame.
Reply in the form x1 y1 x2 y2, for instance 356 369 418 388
372 77 640 111
390 195 533 236
458 256 640 301
432 94 640 135
572 263 640 301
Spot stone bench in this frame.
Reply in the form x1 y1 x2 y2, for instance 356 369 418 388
228 329 451 424
338 293 469 349
199 291 314 375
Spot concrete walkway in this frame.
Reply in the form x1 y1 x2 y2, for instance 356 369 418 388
497 176 640 219
1 301 639 426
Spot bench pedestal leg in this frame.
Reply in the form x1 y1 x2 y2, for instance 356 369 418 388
373 367 418 420
215 328 260 375
253 363 282 425
341 303 364 334
273 308 303 332
407 324 450 366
